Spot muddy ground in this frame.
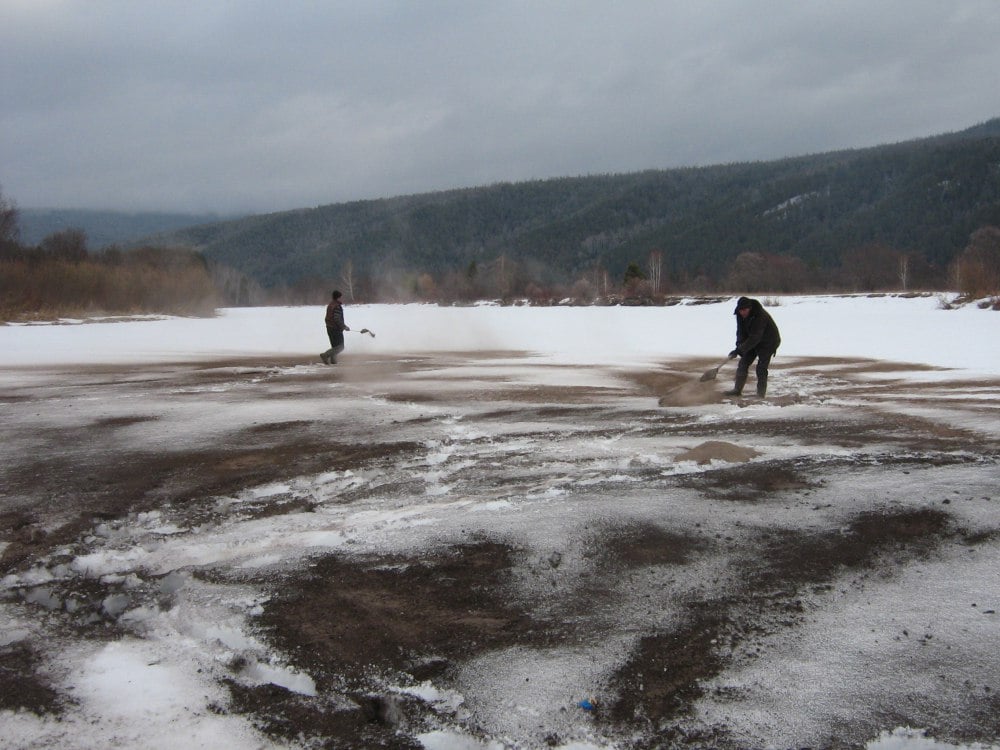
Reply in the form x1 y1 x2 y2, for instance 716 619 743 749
1 353 999 749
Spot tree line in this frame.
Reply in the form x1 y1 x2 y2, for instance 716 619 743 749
3 186 999 320
255 232 1000 307
143 118 1000 302
1 190 224 320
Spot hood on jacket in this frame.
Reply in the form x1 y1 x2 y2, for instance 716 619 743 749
734 296 761 314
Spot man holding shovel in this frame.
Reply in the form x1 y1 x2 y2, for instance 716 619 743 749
321 290 350 365
724 296 781 398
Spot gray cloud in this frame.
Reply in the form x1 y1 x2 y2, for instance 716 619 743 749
2 0 999 213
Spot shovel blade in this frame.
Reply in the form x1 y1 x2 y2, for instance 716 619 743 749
699 367 720 382
700 359 729 381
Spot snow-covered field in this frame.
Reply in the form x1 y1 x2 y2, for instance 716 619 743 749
3 294 999 375
1 294 999 750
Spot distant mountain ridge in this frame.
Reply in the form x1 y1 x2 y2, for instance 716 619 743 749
18 209 239 248
76 118 1000 290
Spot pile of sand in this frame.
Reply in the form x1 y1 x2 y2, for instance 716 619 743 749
674 440 760 464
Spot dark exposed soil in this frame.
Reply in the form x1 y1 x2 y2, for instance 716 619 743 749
258 543 533 683
2 354 999 748
0 642 65 715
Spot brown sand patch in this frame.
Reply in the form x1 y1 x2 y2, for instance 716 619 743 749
484 385 628 404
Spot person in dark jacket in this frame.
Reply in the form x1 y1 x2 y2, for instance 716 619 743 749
726 296 781 397
320 290 350 365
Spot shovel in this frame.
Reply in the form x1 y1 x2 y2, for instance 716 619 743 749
700 358 731 382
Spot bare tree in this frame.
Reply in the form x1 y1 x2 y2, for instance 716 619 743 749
0 185 20 246
647 249 663 294
492 254 512 298
340 259 355 301
898 255 910 291
571 277 595 303
592 265 609 298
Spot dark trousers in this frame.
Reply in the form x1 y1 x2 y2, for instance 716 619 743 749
735 347 774 396
324 328 344 360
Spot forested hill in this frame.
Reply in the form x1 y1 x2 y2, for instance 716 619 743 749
146 118 1000 293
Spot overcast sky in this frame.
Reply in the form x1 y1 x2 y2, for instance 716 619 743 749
2 1 999 215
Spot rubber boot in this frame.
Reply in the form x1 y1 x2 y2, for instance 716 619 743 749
757 366 767 398
725 374 747 397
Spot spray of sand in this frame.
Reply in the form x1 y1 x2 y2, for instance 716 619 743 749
657 379 724 407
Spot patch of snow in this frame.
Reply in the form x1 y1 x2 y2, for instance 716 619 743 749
867 727 1000 750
